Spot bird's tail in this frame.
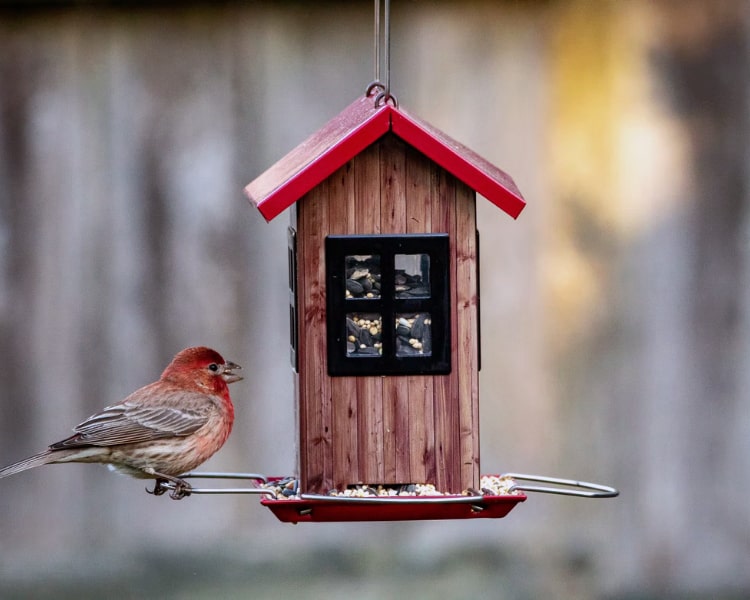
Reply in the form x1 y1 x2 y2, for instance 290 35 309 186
0 450 58 479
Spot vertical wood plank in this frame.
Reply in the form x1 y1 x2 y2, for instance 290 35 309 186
290 206 302 480
295 205 308 490
455 182 480 491
354 142 384 484
431 167 461 493
329 161 359 491
405 146 435 484
298 180 332 493
380 134 409 483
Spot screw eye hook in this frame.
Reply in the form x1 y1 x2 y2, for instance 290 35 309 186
374 91 398 108
366 80 385 98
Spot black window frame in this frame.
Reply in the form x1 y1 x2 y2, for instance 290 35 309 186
326 233 451 376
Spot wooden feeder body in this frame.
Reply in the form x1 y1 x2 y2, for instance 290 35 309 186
246 97 524 497
294 133 478 494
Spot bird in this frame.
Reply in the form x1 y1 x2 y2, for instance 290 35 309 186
0 346 243 500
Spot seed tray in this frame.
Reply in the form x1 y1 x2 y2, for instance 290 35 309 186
260 490 527 523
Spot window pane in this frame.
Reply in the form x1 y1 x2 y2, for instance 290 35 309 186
395 313 432 357
345 255 381 298
394 254 430 298
346 313 383 356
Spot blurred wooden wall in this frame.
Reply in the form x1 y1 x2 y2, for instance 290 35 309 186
0 1 748 597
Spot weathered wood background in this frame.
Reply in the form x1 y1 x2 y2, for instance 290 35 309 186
1 1 748 597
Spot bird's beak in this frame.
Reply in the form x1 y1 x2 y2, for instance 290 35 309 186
222 361 243 384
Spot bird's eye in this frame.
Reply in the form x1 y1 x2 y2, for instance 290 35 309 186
208 363 219 372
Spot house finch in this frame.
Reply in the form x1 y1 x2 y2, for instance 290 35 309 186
0 346 242 499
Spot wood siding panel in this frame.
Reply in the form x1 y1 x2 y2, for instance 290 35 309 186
456 181 480 490
298 181 332 493
294 205 308 491
405 147 436 485
353 143 384 484
379 134 409 484
328 161 358 491
431 168 461 493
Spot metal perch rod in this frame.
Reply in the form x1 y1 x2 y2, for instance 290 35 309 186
155 472 618 499
158 472 276 496
505 473 619 498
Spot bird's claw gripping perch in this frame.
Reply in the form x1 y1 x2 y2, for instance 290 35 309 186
146 477 192 500
169 479 192 500
146 479 168 496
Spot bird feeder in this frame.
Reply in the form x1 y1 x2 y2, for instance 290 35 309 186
248 95 522 499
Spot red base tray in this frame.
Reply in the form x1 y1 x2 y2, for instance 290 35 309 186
261 492 526 523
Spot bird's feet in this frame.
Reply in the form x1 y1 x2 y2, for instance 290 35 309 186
145 475 192 500
146 478 169 496
168 479 192 500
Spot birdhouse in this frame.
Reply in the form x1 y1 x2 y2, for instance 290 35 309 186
245 95 525 504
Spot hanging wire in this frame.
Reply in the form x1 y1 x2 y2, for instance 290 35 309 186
366 0 383 95
383 0 393 103
366 0 397 107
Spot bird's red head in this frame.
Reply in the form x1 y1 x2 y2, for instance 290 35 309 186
161 346 243 396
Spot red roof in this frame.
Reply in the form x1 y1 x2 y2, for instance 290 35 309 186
245 95 526 222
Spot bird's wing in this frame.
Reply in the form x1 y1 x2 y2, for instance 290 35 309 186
49 391 212 449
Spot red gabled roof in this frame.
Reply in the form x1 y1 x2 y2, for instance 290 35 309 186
245 95 526 222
